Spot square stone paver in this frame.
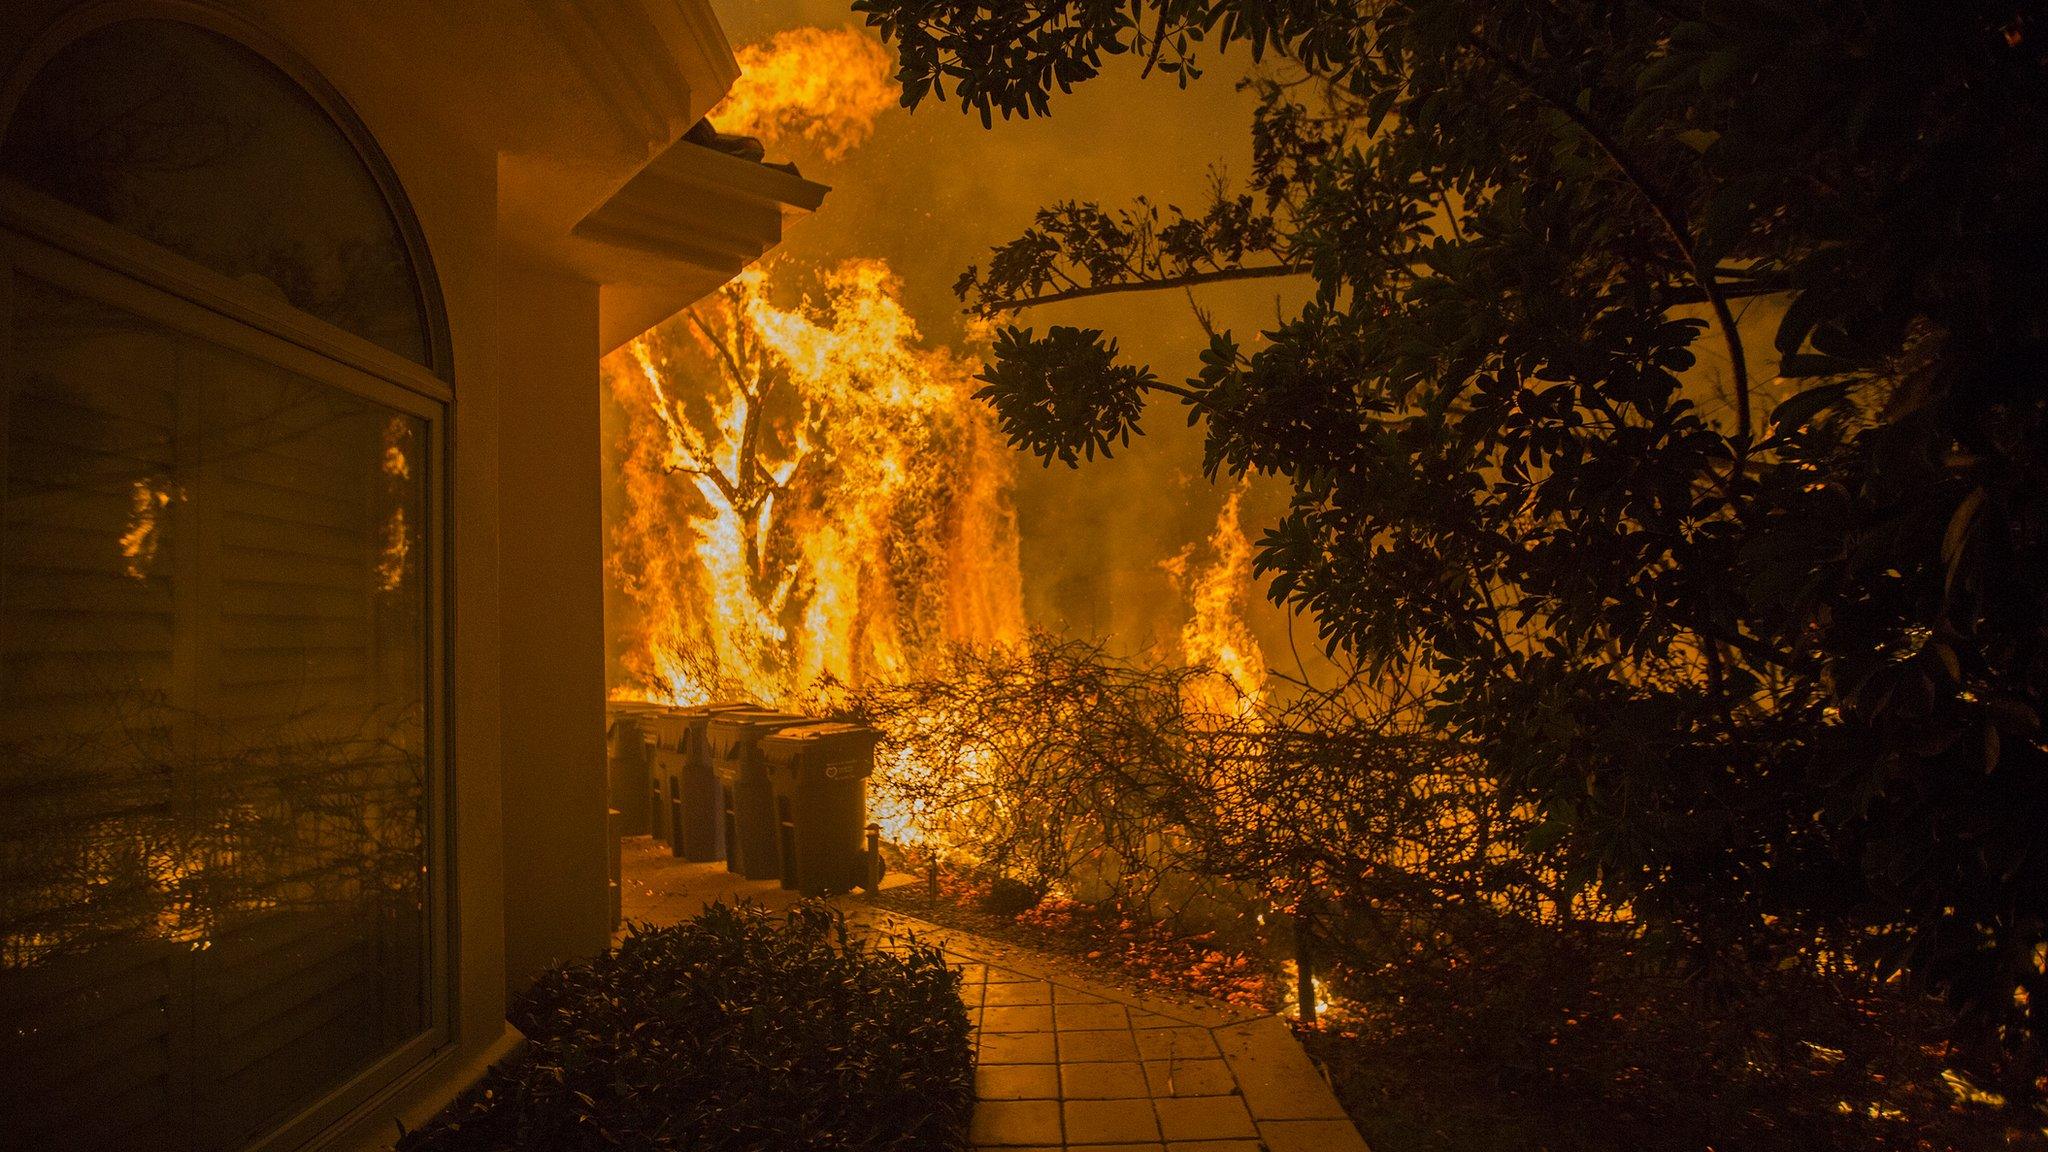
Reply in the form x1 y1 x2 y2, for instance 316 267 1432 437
1216 1019 1350 1121
980 1031 1057 1064
1058 1029 1141 1062
985 982 1055 1007
1136 1027 1222 1060
1258 1118 1373 1152
1143 1058 1238 1097
1054 1002 1130 1031
1155 1095 1258 1142
968 1099 1062 1146
977 1064 1060 1100
1057 1060 1148 1099
1064 1098 1162 1143
983 1004 1055 1032
861 925 1369 1152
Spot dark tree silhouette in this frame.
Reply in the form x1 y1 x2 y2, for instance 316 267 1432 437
853 0 2048 1065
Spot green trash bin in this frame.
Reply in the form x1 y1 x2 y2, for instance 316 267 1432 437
707 711 829 879
640 711 693 851
672 702 759 861
605 703 664 837
759 722 881 896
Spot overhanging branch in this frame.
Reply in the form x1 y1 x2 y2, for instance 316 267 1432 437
977 260 1786 315
1465 33 1754 445
974 262 1313 314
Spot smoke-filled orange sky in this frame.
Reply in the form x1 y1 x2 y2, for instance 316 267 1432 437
694 2 1326 675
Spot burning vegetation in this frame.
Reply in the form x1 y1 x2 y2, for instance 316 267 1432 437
600 14 2048 1152
606 260 1023 710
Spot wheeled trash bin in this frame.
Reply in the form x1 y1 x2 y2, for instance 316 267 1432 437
674 702 759 861
758 722 881 895
605 703 663 836
642 703 754 860
706 711 827 879
640 710 692 851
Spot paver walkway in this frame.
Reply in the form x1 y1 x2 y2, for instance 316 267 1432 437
622 840 1372 1152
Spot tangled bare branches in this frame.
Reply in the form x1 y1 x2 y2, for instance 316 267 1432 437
843 633 1585 951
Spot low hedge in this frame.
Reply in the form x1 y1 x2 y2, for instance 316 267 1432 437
399 901 975 1151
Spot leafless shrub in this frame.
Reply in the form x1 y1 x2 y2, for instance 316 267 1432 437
841 633 1587 956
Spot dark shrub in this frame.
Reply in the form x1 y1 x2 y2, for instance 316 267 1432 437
978 874 1042 917
399 901 974 1151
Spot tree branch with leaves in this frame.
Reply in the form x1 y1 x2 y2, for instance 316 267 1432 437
854 0 2048 1075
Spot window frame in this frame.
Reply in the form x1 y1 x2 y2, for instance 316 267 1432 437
0 1 455 384
0 16 457 1145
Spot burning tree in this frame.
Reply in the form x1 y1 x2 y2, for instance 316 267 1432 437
605 260 1024 708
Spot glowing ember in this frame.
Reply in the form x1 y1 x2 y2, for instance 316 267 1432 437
711 26 898 160
606 260 1024 709
1279 959 1363 1026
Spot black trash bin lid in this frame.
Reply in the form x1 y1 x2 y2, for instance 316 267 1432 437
759 722 880 756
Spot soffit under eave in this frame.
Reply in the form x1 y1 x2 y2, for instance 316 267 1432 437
576 140 832 354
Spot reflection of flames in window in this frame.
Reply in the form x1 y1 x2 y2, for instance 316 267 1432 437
382 417 411 480
378 507 409 592
377 416 411 592
145 841 216 949
119 478 173 580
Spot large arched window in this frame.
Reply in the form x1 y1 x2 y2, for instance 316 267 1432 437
1 17 446 372
0 13 448 1152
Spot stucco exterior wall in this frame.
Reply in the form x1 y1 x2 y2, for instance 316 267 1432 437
494 265 611 992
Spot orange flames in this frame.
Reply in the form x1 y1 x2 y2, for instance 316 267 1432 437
1163 485 1269 719
606 260 1024 708
607 23 1281 857
711 26 899 160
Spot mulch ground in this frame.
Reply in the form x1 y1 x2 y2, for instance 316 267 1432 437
863 881 1282 1019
